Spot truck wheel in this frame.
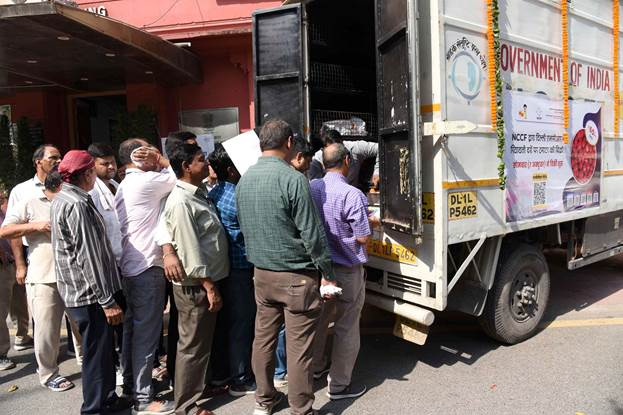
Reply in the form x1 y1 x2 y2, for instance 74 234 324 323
478 243 550 344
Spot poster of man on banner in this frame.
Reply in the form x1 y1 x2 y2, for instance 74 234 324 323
504 91 602 223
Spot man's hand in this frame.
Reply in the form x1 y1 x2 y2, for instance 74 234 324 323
31 221 51 233
132 146 158 164
132 146 169 170
15 265 27 285
369 215 381 229
320 277 338 300
103 304 124 326
163 248 185 283
371 174 380 190
201 279 223 313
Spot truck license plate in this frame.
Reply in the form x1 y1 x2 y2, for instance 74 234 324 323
367 240 417 264
393 316 429 345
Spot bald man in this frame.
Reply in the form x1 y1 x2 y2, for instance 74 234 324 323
309 143 373 401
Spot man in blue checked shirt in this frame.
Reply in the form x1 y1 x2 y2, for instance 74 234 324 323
208 144 257 397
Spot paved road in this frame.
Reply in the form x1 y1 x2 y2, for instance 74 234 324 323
1 250 622 415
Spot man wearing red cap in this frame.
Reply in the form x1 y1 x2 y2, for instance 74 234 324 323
51 150 126 414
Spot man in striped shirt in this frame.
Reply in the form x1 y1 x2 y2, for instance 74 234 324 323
51 150 126 414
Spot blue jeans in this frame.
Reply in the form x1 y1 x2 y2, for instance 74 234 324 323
121 267 166 403
274 324 287 379
210 268 256 386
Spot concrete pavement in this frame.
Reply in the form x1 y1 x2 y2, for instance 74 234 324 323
1 250 622 414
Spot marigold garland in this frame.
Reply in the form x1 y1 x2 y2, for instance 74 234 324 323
487 0 505 189
562 0 569 144
614 0 620 136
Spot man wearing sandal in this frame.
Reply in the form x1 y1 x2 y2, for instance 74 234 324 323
51 151 127 414
0 161 82 393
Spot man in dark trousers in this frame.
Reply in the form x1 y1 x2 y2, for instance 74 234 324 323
237 119 337 415
51 150 126 414
209 145 256 397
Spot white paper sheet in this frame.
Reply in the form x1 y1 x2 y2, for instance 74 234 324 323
222 130 261 176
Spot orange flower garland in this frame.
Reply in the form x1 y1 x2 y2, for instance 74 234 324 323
562 0 569 144
614 0 620 137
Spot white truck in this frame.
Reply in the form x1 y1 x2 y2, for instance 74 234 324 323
252 0 623 344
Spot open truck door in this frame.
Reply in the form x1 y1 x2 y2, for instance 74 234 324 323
375 0 422 238
252 4 305 134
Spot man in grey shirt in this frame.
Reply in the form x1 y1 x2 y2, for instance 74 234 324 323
308 130 379 189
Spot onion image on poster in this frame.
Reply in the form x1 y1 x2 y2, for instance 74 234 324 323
563 108 601 211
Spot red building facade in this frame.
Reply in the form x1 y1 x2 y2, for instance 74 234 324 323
0 0 282 151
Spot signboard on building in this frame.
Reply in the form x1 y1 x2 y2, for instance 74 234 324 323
179 108 239 144
0 1 108 16
83 5 107 16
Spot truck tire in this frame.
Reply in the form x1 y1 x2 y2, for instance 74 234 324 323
478 243 550 344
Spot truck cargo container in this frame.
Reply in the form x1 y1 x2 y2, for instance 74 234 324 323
252 0 623 344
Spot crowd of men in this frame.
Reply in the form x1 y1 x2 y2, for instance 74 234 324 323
0 118 379 415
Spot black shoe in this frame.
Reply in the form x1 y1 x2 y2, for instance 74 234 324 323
313 366 330 380
327 383 367 400
228 382 257 397
13 337 34 351
253 391 285 415
209 377 229 387
105 395 133 413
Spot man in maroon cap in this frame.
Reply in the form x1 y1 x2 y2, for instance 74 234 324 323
50 150 127 414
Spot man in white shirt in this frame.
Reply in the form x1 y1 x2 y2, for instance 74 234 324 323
7 145 60 285
87 142 125 386
0 170 82 392
88 143 122 263
114 138 178 415
2 145 61 352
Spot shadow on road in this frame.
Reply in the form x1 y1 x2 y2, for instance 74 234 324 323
0 340 78 388
314 332 418 415
301 249 623 414
609 399 623 415
542 249 623 321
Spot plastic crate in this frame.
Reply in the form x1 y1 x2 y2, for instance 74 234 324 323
312 109 378 139
310 62 371 93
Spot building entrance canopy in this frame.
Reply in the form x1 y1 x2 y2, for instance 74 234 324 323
0 1 202 92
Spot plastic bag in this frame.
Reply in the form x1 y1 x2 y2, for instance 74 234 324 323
321 117 367 137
